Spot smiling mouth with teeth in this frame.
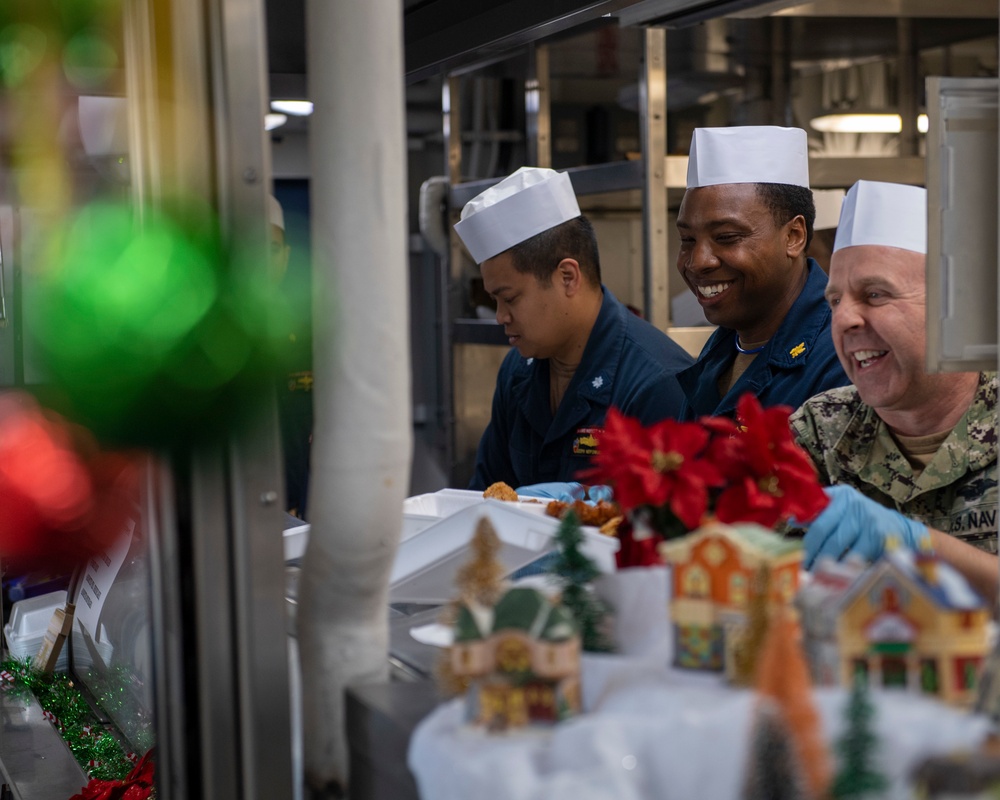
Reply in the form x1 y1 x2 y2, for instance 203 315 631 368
853 349 887 368
696 281 733 298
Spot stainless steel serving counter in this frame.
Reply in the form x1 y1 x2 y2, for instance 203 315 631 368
0 687 88 800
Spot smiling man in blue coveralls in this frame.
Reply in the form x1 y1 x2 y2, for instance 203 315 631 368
675 125 849 419
455 166 693 491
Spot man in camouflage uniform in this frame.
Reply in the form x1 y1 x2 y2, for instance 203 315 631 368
791 181 997 601
793 373 997 553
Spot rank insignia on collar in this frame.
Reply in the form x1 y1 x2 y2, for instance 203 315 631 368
789 342 806 358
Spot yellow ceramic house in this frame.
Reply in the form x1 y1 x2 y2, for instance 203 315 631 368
450 586 582 729
836 548 989 706
658 520 803 673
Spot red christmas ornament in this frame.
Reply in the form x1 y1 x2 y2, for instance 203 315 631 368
0 393 142 568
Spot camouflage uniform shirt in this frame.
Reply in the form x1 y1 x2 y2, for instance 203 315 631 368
790 372 998 553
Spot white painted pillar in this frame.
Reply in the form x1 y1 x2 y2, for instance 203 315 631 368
299 0 411 792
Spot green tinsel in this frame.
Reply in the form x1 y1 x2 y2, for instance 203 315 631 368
1 658 134 782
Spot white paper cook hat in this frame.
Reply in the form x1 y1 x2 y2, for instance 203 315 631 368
686 126 810 189
454 166 581 264
833 180 926 254
269 195 285 231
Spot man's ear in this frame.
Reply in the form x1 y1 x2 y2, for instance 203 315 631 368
555 258 583 295
785 215 808 258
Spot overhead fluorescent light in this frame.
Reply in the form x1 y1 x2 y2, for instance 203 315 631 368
265 113 288 131
271 100 313 116
810 112 929 134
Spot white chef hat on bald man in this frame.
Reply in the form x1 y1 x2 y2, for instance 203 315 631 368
687 125 810 189
833 180 926 255
269 194 285 231
454 166 581 264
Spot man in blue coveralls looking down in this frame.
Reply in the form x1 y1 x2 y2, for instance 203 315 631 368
675 125 848 419
455 166 693 492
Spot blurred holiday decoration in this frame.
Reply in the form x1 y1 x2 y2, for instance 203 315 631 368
584 393 828 568
31 199 296 445
0 0 128 231
834 547 989 706
0 392 140 567
658 520 803 674
435 518 507 698
910 739 1000 799
831 675 888 799
794 559 866 686
0 658 142 783
730 565 771 687
69 748 156 800
547 510 612 653
745 612 831 800
442 518 582 730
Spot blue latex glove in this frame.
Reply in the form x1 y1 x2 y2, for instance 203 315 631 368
801 485 930 570
586 484 614 503
515 482 586 502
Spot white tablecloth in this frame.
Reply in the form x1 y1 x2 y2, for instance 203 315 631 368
407 568 993 800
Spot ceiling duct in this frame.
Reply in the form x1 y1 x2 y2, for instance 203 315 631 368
616 0 793 28
618 20 744 111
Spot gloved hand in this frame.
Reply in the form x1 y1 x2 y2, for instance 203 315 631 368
515 482 586 502
586 484 614 503
801 485 930 570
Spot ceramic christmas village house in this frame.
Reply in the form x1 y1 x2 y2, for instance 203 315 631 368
794 558 866 686
834 548 989 705
450 586 582 729
658 520 803 675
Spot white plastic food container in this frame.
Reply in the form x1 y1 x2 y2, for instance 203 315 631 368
390 497 619 605
5 590 113 671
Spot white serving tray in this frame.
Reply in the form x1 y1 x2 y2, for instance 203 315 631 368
390 500 559 605
403 488 551 539
390 498 620 605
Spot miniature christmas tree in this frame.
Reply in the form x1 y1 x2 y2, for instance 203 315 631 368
436 517 507 697
831 674 888 799
455 516 506 607
755 611 831 799
732 564 772 686
548 510 612 652
743 700 810 800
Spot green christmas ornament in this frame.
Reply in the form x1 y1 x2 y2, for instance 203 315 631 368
32 200 294 445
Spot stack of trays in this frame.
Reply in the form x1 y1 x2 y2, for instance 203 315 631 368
5 591 113 671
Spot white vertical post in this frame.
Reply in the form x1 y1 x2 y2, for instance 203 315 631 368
299 0 412 792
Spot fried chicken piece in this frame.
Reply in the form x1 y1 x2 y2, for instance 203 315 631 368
483 481 519 502
545 499 621 528
546 500 569 519
598 516 623 537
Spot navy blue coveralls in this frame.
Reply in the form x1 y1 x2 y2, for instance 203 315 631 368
677 259 849 420
469 287 693 490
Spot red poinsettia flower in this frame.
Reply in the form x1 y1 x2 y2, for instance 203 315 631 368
587 408 726 530
588 396 828 568
713 394 828 527
615 523 665 568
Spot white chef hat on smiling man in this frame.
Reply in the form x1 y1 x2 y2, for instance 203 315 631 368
686 125 810 189
833 180 927 255
453 166 581 265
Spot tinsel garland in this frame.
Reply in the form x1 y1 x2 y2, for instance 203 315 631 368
0 658 137 782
